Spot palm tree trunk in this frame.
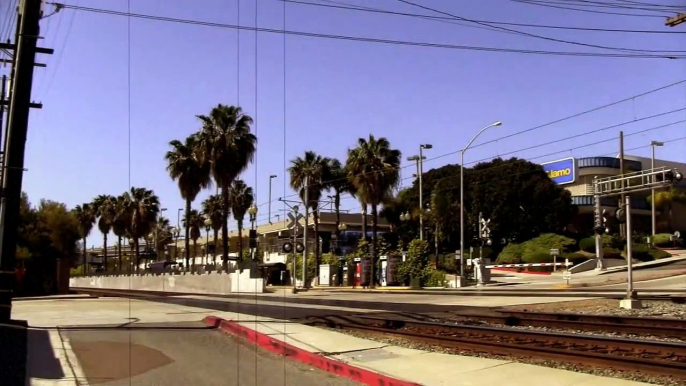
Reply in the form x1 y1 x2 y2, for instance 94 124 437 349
193 239 197 269
314 209 320 278
118 236 122 272
334 191 341 239
103 234 108 273
371 204 378 289
134 239 140 272
184 198 191 271
221 182 230 270
361 204 367 240
238 220 243 263
213 228 219 265
82 237 87 275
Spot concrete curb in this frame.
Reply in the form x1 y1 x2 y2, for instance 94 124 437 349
203 316 421 386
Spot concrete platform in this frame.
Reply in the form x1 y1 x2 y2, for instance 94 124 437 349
14 296 651 386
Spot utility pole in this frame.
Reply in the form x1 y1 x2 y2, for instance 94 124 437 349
666 13 686 27
0 0 48 322
302 176 309 288
619 131 626 238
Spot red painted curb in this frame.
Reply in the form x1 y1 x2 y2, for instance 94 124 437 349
204 316 421 386
492 267 551 275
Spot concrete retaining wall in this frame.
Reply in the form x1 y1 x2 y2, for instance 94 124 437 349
569 258 626 274
69 269 264 294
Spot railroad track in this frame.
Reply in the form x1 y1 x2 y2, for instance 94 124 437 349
309 314 686 380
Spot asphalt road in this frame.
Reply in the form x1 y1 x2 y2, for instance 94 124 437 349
64 321 360 386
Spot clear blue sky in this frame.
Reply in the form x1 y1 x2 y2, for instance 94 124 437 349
2 0 685 247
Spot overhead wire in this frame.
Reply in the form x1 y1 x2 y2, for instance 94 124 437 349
48 3 686 59
280 0 686 34
519 0 682 13
395 0 686 54
509 0 670 17
39 2 78 101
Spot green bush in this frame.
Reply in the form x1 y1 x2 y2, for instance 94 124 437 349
560 252 589 267
624 243 652 262
522 251 553 264
496 243 524 264
422 266 447 287
521 233 576 255
579 237 596 253
603 248 622 259
650 248 672 260
652 233 674 247
580 235 623 253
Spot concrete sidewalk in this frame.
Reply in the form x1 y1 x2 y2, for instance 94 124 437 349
214 316 650 386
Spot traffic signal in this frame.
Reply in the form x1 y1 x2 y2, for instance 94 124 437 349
665 169 683 183
615 205 626 224
282 242 293 253
595 209 611 235
249 229 257 249
295 241 305 253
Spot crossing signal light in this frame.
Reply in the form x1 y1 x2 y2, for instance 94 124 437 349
249 229 257 248
282 242 293 253
595 209 611 235
295 242 305 253
665 170 683 183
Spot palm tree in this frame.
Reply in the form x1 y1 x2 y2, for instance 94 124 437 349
202 194 224 265
73 203 96 273
126 187 161 271
165 134 211 269
196 104 256 270
228 180 254 263
153 216 173 260
325 158 355 241
92 195 117 272
182 209 203 269
112 193 132 272
289 151 330 277
346 135 401 287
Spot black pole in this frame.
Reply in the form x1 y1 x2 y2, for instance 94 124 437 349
0 0 42 322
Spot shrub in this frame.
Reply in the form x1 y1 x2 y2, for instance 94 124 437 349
422 266 447 287
650 248 672 260
602 248 622 259
560 252 588 266
522 251 553 264
521 233 576 255
580 235 622 253
625 243 651 262
496 243 524 264
579 237 595 253
652 233 674 247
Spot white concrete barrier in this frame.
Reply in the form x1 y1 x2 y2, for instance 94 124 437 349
69 269 265 294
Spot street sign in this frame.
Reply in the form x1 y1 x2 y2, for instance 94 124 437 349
563 271 572 280
550 249 559 256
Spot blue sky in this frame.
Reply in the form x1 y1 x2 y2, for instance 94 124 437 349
2 0 685 247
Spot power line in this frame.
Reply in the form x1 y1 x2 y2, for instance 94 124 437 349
510 0 670 17
522 0 682 13
396 0 685 54
49 3 686 59
281 0 686 34
39 4 78 101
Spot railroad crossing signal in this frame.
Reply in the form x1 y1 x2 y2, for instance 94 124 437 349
594 209 610 235
287 212 304 232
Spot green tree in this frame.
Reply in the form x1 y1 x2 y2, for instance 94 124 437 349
647 188 686 232
165 134 211 267
125 187 161 271
182 209 204 269
73 203 96 272
289 151 330 277
346 135 401 287
229 179 254 263
202 194 224 265
153 216 173 261
92 195 117 271
197 105 256 270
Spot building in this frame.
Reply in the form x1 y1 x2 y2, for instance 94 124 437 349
541 155 686 234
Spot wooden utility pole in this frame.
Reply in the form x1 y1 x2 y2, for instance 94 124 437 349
666 14 686 27
0 0 48 322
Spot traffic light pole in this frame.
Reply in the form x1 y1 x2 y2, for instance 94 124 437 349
593 195 605 270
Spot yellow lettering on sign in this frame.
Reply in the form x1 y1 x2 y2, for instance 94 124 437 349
547 168 572 179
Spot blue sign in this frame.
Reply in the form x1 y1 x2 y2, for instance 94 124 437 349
541 157 576 185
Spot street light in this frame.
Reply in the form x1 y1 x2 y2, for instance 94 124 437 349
268 175 277 224
248 204 259 260
407 155 427 240
460 121 501 283
650 141 664 239
170 226 180 261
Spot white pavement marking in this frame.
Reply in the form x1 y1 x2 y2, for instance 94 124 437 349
27 329 89 386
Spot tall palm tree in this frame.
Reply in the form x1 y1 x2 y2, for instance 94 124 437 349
229 180 254 263
182 209 203 269
126 187 161 271
165 134 211 269
202 194 224 265
112 193 132 272
346 135 401 287
92 195 117 272
289 151 330 277
73 203 96 273
153 216 173 261
196 104 256 270
325 158 355 241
